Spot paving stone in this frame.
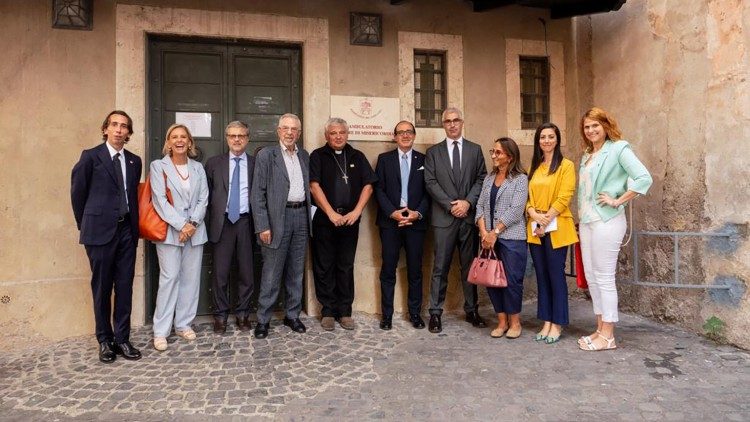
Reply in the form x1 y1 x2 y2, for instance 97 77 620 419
0 299 748 420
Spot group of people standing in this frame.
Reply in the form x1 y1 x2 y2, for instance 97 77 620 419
71 105 651 363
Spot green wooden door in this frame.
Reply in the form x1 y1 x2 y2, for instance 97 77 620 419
146 36 301 319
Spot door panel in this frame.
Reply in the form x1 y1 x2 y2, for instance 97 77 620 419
235 86 290 114
164 84 223 112
147 36 302 319
164 52 223 83
234 57 291 85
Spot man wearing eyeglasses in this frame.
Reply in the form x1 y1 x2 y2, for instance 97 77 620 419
205 121 256 334
374 121 430 330
424 107 488 333
250 113 311 339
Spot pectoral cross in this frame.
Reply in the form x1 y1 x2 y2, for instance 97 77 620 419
342 174 349 184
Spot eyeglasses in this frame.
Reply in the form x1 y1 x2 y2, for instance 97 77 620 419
488 148 505 156
279 126 300 133
226 134 248 139
395 130 415 136
442 118 463 126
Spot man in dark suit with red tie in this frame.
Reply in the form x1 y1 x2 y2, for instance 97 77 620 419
71 110 142 363
374 120 429 330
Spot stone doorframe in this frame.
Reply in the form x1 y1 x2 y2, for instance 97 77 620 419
116 4 330 324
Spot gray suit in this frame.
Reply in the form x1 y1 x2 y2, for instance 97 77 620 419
251 144 311 323
424 138 487 314
149 156 209 337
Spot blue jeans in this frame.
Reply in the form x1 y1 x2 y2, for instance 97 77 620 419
486 239 527 314
529 235 569 325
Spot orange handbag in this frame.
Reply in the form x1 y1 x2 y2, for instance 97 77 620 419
137 172 173 242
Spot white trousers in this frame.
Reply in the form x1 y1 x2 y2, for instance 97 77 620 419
153 242 203 337
579 213 626 323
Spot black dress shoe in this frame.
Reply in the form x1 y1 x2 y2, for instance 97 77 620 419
98 341 116 364
409 314 426 329
283 317 306 333
112 341 142 361
465 311 487 328
254 322 270 339
428 314 442 333
379 316 392 331
213 318 227 334
236 316 252 332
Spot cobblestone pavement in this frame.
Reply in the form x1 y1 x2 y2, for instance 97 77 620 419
1 298 748 421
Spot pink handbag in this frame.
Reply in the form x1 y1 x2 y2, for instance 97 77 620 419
467 248 507 288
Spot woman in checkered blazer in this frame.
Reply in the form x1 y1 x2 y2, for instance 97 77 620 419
475 137 529 339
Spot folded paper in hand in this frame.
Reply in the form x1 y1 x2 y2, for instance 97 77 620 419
531 217 558 234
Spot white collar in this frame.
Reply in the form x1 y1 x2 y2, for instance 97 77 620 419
229 152 246 161
447 136 464 145
105 141 124 157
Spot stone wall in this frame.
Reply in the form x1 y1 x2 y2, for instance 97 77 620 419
583 0 749 348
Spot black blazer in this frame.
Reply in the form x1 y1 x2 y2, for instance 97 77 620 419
71 142 142 246
374 148 429 230
204 152 255 243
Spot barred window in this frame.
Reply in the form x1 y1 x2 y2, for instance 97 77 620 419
414 51 447 128
520 56 550 129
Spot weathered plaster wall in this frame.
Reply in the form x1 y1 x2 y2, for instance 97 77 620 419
585 0 749 348
0 0 577 351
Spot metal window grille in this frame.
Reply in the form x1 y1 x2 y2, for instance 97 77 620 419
414 51 447 128
519 56 550 129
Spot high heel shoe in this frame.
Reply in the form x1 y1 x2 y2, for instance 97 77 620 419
534 332 547 341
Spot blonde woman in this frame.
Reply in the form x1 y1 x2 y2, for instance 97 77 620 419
150 124 208 351
577 108 652 351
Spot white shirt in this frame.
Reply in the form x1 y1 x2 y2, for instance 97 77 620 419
175 163 192 201
227 152 250 214
280 141 305 202
445 136 464 168
105 141 128 204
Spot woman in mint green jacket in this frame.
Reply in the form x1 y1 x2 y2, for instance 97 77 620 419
577 107 652 351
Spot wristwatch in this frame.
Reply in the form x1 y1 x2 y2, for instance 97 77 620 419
493 227 500 235
189 220 199 227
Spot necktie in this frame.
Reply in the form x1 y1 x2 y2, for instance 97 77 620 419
112 153 128 217
400 153 409 206
228 157 241 223
452 141 461 184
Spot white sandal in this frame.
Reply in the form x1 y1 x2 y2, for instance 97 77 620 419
579 334 617 351
578 330 601 345
175 328 196 341
153 337 168 351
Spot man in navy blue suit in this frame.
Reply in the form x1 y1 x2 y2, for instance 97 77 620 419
374 120 429 330
71 110 142 363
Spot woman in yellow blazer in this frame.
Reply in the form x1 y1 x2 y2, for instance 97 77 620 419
526 123 578 344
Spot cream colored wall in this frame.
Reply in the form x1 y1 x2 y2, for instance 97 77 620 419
585 0 750 348
0 1 118 351
0 0 575 351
